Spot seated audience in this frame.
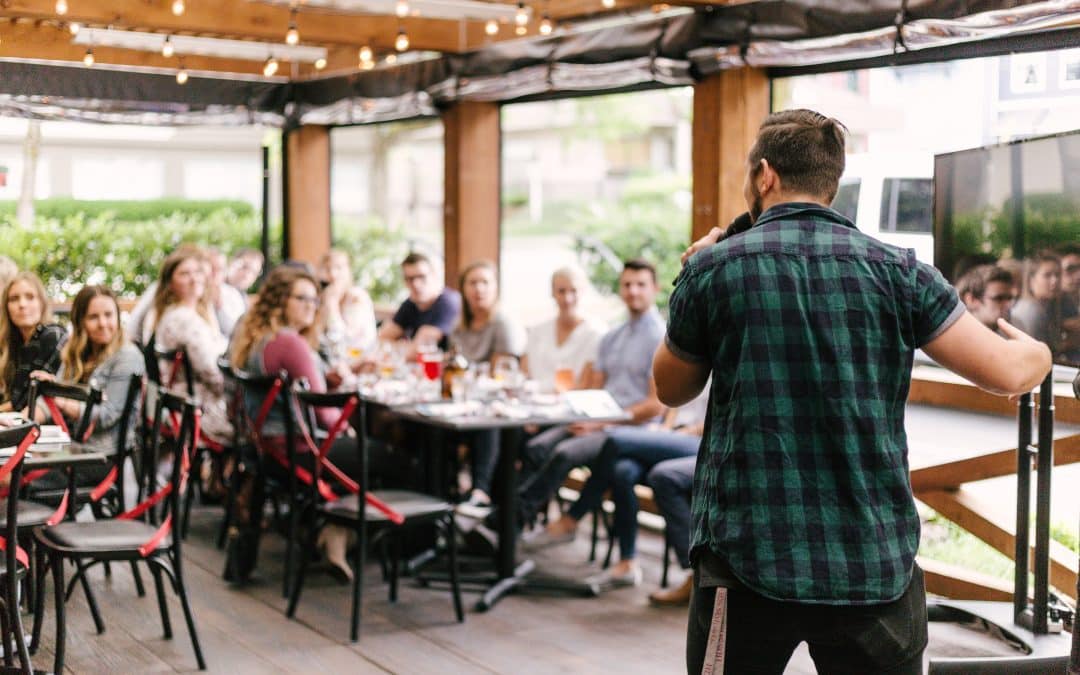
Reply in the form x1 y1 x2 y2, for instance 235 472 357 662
230 265 358 581
955 264 1016 331
29 285 144 490
0 272 67 413
206 248 247 337
516 259 665 533
319 249 377 358
226 247 265 295
377 252 461 353
0 256 17 293
449 260 526 507
1011 253 1063 349
532 391 706 592
149 247 233 446
522 267 602 391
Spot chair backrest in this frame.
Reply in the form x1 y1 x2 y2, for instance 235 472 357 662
141 389 198 558
0 422 40 569
154 344 195 398
217 357 244 447
291 387 361 504
232 367 293 443
27 377 103 443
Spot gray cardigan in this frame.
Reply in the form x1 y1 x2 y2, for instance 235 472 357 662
63 342 144 453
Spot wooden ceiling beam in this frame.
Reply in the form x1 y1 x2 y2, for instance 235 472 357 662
0 0 492 53
0 21 277 76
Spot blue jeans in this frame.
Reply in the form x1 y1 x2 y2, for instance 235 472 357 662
567 428 698 562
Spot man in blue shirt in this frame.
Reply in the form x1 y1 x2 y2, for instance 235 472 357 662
378 252 461 351
517 259 665 550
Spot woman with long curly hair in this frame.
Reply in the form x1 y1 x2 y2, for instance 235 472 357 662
148 246 232 445
231 264 358 582
0 272 66 413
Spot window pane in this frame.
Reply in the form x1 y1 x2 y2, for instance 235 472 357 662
893 178 933 233
832 180 860 223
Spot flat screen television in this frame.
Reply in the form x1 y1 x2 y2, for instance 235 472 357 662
934 129 1080 366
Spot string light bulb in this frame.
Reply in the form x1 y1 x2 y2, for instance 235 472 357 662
515 25 526 35
82 48 94 67
361 59 375 70
285 10 299 45
385 53 397 65
539 14 553 34
162 35 174 58
601 0 615 7
314 57 327 70
171 0 185 16
68 22 81 35
484 19 498 35
394 28 409 52
55 0 68 15
263 55 279 77
358 45 372 63
176 66 188 84
515 2 528 26
395 0 409 17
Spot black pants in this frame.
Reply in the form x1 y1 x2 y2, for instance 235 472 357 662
686 560 927 675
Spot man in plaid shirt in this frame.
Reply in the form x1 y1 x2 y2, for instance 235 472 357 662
655 109 1052 674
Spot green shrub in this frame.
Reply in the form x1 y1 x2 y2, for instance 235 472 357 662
0 198 253 222
572 173 690 312
0 209 273 299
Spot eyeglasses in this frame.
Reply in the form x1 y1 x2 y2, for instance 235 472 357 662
289 294 320 307
404 273 428 284
985 294 1017 303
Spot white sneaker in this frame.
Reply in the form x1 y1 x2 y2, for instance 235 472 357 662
586 565 643 589
521 526 576 551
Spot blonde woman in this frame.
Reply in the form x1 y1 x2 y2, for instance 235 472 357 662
29 285 144 491
0 272 66 413
318 249 377 359
149 247 232 445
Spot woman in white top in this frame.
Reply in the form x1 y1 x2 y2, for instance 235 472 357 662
522 266 603 391
319 249 377 359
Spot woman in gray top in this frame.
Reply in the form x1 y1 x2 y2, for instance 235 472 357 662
450 261 526 507
35 286 144 484
1011 253 1063 351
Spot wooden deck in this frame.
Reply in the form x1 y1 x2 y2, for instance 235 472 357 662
21 498 1034 674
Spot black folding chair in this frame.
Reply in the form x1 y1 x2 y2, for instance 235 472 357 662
0 422 41 675
285 388 464 641
31 391 207 672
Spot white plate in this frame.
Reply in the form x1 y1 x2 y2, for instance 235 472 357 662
29 442 68 454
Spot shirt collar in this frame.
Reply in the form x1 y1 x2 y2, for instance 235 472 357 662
754 202 856 230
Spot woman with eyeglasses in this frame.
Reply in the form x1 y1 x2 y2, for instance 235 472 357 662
0 272 67 414
148 246 233 445
230 265 359 582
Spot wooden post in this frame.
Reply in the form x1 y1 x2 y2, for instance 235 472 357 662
691 68 770 242
284 125 331 265
442 101 501 289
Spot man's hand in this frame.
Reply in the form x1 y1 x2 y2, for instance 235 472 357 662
682 227 723 266
29 371 56 383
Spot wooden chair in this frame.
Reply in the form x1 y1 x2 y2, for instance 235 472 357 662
31 391 206 672
285 388 464 641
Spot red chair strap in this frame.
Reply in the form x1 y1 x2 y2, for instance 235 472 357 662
166 351 184 389
0 427 38 483
46 489 69 526
0 536 29 569
88 466 119 503
43 398 70 436
252 378 284 440
139 514 172 558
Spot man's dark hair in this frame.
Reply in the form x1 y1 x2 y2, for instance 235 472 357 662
955 264 1015 301
1057 242 1080 258
622 258 657 284
748 109 847 203
401 251 431 268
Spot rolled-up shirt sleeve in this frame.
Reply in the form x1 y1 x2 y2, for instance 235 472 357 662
665 265 710 364
912 261 965 347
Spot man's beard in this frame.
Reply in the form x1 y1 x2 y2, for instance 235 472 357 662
749 182 764 222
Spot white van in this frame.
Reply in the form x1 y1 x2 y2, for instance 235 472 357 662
831 153 934 264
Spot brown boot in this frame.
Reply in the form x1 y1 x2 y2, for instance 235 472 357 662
648 575 692 606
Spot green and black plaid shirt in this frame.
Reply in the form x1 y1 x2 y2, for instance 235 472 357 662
667 203 963 605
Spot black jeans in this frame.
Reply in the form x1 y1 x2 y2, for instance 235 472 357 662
686 555 927 675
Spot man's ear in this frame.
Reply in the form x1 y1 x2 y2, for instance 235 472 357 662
759 159 779 194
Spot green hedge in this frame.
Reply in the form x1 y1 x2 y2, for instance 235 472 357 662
1 209 273 299
0 198 253 222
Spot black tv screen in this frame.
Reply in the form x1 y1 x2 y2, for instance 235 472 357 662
934 129 1080 365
